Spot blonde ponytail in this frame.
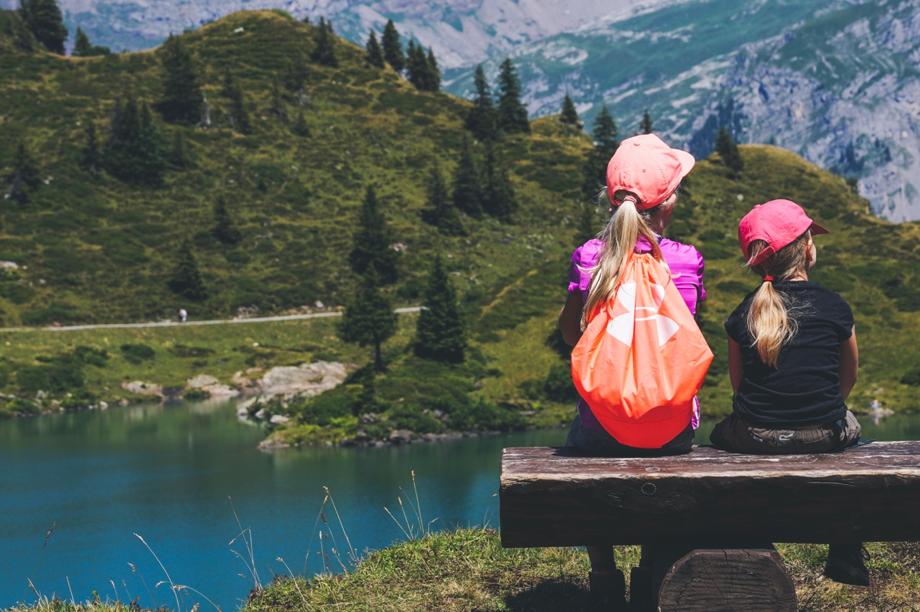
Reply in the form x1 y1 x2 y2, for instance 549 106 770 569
745 233 811 368
581 192 666 330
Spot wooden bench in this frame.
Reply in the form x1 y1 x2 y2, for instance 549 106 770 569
500 441 920 611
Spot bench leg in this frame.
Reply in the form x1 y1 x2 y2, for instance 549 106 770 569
653 548 797 612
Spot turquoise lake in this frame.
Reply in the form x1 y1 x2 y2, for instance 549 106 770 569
1 401 916 610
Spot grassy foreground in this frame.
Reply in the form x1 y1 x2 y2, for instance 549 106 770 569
7 530 920 612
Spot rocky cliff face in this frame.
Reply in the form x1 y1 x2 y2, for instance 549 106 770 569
0 0 677 67
443 0 920 220
691 1 920 221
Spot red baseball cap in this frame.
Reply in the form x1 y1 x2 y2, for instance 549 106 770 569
606 134 695 210
738 199 829 267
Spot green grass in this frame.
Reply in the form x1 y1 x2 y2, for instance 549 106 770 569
5 529 918 612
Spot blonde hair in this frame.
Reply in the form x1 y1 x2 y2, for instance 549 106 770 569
745 231 811 368
581 189 677 330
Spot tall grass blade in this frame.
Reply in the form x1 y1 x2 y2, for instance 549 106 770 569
134 533 182 612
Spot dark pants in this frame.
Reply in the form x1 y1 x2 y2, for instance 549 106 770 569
566 414 694 457
710 410 861 454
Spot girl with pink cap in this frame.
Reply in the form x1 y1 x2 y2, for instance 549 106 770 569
558 133 705 609
711 199 865 585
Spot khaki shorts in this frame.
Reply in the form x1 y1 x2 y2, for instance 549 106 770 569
710 410 861 454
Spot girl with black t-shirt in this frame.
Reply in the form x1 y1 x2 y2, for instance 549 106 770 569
710 199 867 586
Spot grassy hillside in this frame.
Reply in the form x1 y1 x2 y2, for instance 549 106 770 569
0 9 589 326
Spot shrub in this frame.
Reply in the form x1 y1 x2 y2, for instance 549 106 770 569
184 388 211 401
901 370 920 386
449 398 523 432
295 390 357 426
120 343 156 364
542 363 579 403
71 346 108 367
169 345 215 358
388 404 443 434
62 389 98 409
3 398 39 417
17 364 85 393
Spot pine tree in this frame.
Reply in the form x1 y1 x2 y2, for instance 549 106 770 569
422 162 465 236
311 17 337 67
426 47 441 91
20 0 67 55
73 27 91 56
349 185 399 284
72 26 110 57
222 72 252 134
269 79 288 122
482 145 517 223
104 96 167 186
415 255 466 363
405 40 425 89
168 240 208 301
212 198 242 245
497 58 530 134
465 64 498 141
284 56 309 95
356 365 380 413
339 267 398 373
452 137 482 217
157 34 203 125
169 129 190 168
640 109 653 134
381 19 405 72
365 30 385 68
715 126 744 176
582 104 619 199
80 120 100 172
10 9 34 51
6 140 41 205
560 94 580 127
291 110 310 137
576 201 600 245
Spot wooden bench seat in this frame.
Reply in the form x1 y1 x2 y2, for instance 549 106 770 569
501 441 920 548
500 441 920 611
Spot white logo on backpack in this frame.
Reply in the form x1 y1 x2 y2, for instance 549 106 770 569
605 282 679 348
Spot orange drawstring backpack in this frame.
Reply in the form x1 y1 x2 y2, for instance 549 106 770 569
570 252 713 448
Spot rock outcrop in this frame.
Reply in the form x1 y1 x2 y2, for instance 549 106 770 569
185 374 239 397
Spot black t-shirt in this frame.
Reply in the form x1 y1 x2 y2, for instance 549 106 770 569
724 281 854 427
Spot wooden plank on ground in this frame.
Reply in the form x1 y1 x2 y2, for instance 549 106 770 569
500 442 920 547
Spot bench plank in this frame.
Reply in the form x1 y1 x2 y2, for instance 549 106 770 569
500 442 920 547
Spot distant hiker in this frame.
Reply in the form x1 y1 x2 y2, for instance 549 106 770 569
178 308 187 323
710 199 866 585
558 134 710 609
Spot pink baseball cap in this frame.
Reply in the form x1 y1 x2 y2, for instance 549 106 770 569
606 134 695 210
738 199 829 267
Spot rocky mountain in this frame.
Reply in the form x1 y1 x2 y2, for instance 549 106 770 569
443 0 920 221
0 0 681 67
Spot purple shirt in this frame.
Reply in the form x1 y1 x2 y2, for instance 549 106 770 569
569 236 706 430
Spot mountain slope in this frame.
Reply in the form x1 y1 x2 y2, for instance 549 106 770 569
0 0 681 67
444 0 920 221
0 10 589 326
